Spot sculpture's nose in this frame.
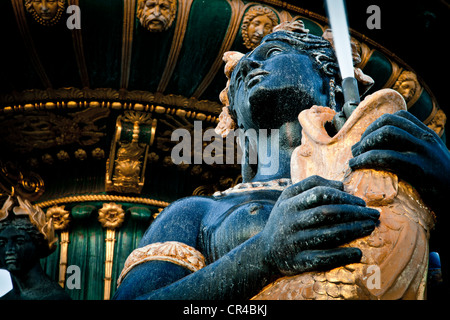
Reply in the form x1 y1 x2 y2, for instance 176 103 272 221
153 5 161 17
41 1 49 12
238 57 262 80
254 25 264 36
5 240 15 255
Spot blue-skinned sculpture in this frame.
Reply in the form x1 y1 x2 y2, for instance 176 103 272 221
0 195 71 300
113 21 450 300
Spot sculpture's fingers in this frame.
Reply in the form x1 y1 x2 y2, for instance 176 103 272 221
285 204 379 231
394 110 433 131
282 186 367 211
279 247 362 276
357 113 428 143
278 175 344 202
291 220 376 251
348 149 422 178
352 125 425 157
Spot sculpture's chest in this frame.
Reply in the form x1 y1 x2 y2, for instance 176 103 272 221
199 199 275 263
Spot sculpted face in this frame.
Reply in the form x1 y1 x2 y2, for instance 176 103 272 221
140 0 175 32
229 38 330 130
397 80 416 102
0 226 37 274
31 0 58 20
248 15 274 46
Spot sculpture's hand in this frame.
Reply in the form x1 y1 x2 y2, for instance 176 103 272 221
349 110 450 215
260 175 379 277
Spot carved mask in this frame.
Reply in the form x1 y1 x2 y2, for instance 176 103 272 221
25 0 65 26
138 0 177 32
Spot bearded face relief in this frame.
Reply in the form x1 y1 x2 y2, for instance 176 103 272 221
242 6 279 49
24 0 65 26
137 0 177 32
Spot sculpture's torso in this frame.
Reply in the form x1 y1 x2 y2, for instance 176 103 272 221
199 191 278 264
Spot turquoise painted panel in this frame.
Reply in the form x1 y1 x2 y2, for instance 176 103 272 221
127 17 176 91
40 203 155 300
164 0 232 96
362 50 393 93
80 0 123 88
408 89 433 122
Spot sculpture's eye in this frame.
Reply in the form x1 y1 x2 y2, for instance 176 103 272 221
15 237 25 246
266 47 283 58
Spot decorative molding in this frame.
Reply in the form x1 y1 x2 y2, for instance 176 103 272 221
97 202 126 300
11 0 52 88
120 0 137 89
0 87 222 119
35 194 170 209
383 59 403 90
45 205 71 288
117 241 206 287
157 0 194 93
58 231 70 288
106 112 157 194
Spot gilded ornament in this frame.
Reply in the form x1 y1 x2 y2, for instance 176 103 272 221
74 149 87 161
147 152 160 164
91 147 105 160
393 71 421 105
241 5 279 49
56 150 70 162
45 205 70 231
45 205 71 288
117 241 206 287
24 0 65 26
427 109 447 137
136 0 177 32
97 203 125 229
106 113 157 193
0 107 110 153
41 153 54 165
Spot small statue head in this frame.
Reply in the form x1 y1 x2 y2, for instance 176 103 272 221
242 6 279 49
137 0 177 32
0 218 48 275
24 0 65 26
0 195 56 276
393 71 420 103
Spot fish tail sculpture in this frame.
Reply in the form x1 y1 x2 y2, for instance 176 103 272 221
253 89 435 300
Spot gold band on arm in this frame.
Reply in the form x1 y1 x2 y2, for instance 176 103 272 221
117 241 206 287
